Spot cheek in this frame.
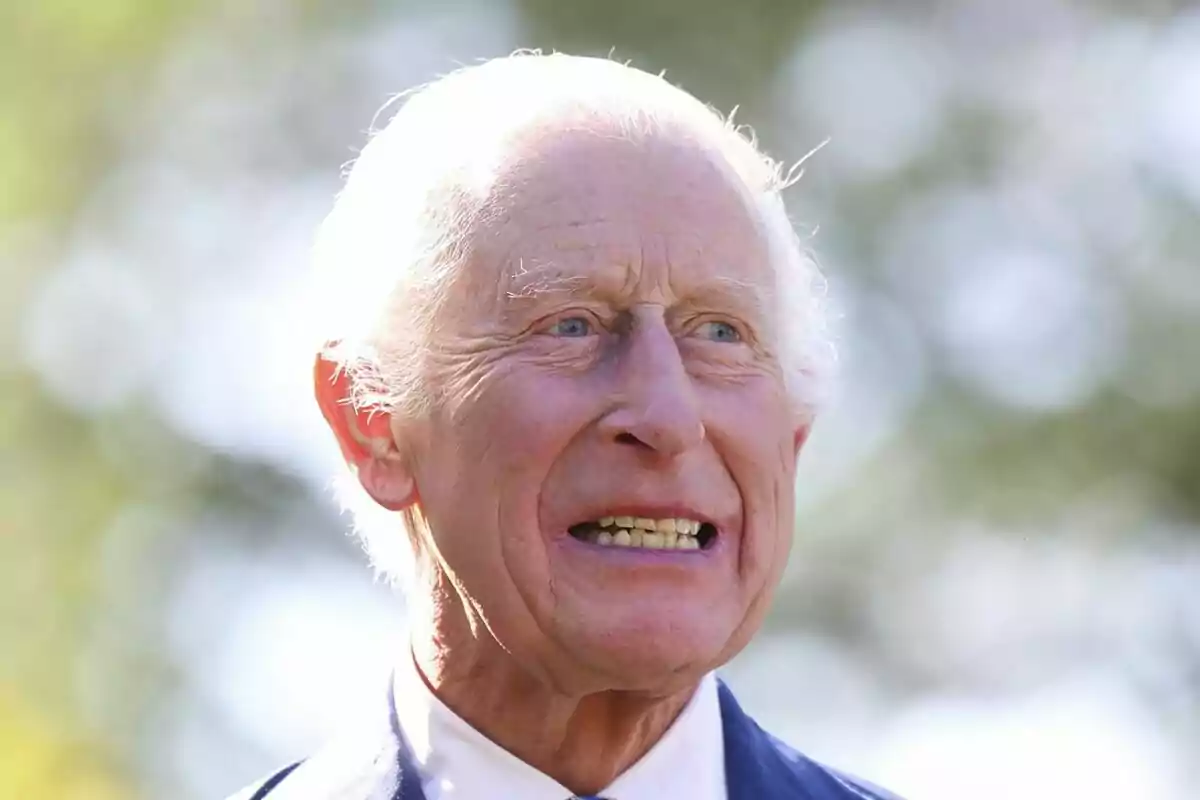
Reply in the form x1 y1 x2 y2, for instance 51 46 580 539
704 371 795 470
416 366 600 603
703 379 797 551
436 359 602 512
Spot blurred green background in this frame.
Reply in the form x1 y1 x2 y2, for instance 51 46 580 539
2 0 1198 797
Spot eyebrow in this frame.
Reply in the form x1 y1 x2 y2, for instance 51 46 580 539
686 275 769 316
503 259 595 301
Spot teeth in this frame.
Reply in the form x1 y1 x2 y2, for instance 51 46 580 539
597 517 702 533
589 531 702 550
583 515 707 550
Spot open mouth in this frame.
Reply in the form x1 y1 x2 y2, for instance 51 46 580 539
568 515 717 551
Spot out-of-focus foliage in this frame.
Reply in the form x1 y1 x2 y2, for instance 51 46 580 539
2 1 1198 798
0 688 129 799
2 4 205 797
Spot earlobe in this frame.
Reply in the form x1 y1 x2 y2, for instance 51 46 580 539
358 456 419 511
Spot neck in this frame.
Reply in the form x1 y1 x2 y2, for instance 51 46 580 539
407 581 698 795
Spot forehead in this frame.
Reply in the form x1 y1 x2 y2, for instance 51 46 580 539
461 126 775 308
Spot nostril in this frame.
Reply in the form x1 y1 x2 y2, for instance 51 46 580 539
614 432 643 447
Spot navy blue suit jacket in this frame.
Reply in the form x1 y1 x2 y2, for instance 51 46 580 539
230 679 900 799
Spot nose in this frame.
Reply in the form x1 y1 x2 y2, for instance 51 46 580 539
597 312 705 459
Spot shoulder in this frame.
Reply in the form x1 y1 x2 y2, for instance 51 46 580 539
762 728 903 800
716 679 903 800
220 683 403 800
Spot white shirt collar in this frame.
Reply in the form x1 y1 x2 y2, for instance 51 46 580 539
393 653 727 800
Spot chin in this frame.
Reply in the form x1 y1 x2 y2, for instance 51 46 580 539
560 616 736 692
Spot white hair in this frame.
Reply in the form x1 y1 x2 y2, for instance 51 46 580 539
307 51 834 586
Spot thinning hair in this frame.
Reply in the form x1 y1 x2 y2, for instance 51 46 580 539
308 51 834 586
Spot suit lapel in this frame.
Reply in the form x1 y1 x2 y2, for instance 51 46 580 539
387 674 428 800
718 679 820 800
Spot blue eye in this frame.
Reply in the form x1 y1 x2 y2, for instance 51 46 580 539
548 316 593 337
695 320 742 343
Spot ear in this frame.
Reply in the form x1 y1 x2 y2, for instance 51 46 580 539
314 350 418 512
793 422 812 458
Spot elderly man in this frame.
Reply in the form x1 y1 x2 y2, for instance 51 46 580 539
230 52 897 800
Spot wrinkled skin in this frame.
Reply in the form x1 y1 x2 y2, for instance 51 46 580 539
317 121 809 794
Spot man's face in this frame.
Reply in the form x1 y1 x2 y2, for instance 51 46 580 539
405 126 804 693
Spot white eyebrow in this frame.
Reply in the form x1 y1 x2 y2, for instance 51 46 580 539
503 259 589 300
